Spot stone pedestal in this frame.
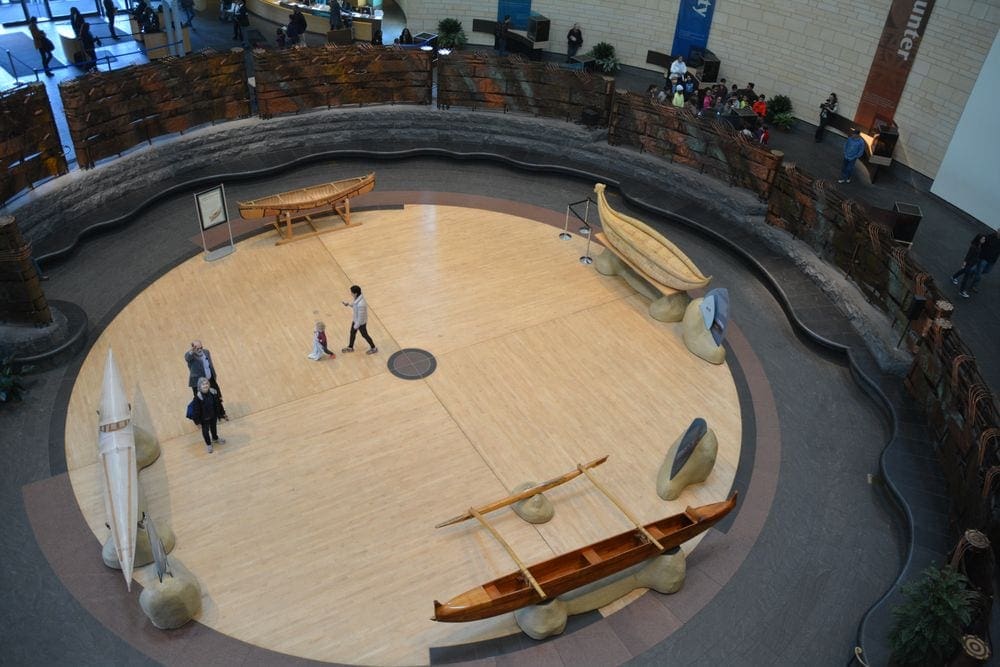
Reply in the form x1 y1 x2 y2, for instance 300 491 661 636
103 519 175 571
510 481 554 524
139 558 203 629
595 249 689 322
657 426 718 500
682 298 725 364
514 548 686 639
135 425 161 470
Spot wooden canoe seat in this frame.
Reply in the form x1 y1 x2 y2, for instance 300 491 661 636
582 547 601 565
484 583 502 599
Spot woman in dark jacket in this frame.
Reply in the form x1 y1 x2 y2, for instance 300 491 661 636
191 377 226 453
952 234 987 289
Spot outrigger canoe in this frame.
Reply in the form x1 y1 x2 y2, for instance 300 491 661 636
433 493 737 622
594 182 711 291
98 348 139 590
237 173 375 219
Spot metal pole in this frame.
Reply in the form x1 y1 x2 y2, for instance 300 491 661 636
7 51 17 81
580 225 593 264
579 198 591 236
560 205 571 240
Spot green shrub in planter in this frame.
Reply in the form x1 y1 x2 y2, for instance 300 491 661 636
0 357 27 403
766 94 793 122
771 112 796 130
437 18 467 49
889 566 979 666
588 41 620 74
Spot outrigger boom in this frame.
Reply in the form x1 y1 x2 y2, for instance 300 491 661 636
434 455 609 528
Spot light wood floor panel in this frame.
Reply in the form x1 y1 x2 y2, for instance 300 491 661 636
321 206 635 355
64 203 742 665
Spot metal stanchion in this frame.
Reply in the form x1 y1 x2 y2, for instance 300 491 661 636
559 205 572 240
579 221 593 264
579 198 591 236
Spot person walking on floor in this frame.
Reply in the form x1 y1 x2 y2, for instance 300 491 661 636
566 23 582 63
308 321 336 360
232 0 247 41
78 21 100 72
342 285 378 354
190 377 225 453
952 234 987 297
959 229 1000 298
837 128 866 184
185 340 229 418
28 17 55 77
179 0 195 27
102 0 120 39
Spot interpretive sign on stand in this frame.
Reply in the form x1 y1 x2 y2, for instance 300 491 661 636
194 185 235 261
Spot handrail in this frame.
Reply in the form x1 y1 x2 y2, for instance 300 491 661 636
5 48 40 83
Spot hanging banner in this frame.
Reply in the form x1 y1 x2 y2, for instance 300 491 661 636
855 0 937 130
670 0 717 62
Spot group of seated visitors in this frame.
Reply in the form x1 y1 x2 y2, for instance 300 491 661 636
649 58 771 146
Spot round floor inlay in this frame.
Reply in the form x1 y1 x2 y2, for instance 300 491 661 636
387 348 437 380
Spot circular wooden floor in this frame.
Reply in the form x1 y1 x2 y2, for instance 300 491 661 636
63 202 741 665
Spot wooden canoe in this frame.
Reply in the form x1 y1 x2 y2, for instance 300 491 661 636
237 172 375 219
432 493 737 622
594 182 711 291
98 348 138 591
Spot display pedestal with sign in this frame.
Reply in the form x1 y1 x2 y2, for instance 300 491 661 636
195 185 236 262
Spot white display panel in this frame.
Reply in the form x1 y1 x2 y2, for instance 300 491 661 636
931 30 1000 229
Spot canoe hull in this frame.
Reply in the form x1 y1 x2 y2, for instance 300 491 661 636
433 494 736 622
594 183 711 291
237 173 375 219
98 349 138 590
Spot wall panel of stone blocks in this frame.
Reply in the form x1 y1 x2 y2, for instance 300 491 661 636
253 45 432 119
437 53 613 124
60 49 250 169
0 83 68 206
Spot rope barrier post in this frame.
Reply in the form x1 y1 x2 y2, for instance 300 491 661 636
580 220 593 264
560 204 571 240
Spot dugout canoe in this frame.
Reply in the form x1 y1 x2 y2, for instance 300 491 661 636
594 182 711 291
237 172 376 219
98 348 139 591
432 493 737 622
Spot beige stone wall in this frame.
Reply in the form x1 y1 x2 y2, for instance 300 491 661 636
396 0 1000 177
893 0 1000 177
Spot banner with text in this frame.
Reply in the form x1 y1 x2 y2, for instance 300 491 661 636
855 0 936 130
671 0 717 62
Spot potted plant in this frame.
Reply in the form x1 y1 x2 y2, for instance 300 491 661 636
888 565 979 665
765 94 793 122
588 41 620 74
0 357 27 404
771 112 796 131
437 18 467 49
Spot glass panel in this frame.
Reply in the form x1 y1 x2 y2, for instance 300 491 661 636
0 0 30 26
44 0 99 20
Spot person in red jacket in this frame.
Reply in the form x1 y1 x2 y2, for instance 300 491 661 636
308 321 336 360
751 94 767 117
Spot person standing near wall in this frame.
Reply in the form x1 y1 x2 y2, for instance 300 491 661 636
232 0 247 41
815 93 838 142
838 128 866 184
566 23 582 63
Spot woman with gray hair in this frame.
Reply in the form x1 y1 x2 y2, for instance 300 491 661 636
190 378 225 454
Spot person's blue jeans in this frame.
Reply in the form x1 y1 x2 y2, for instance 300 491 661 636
960 258 995 291
840 157 857 181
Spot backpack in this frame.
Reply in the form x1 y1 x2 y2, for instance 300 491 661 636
186 398 198 421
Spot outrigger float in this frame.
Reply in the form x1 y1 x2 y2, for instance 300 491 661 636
432 455 736 623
